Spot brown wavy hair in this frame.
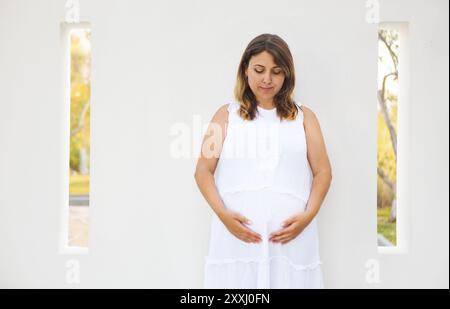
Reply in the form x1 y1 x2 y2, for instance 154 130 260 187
234 33 298 121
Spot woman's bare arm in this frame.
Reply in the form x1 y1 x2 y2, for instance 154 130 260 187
302 105 333 220
194 104 229 219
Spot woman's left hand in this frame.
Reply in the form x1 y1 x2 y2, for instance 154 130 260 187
269 211 315 244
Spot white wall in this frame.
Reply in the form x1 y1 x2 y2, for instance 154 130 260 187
0 0 448 288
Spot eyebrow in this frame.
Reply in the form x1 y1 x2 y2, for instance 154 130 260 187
253 64 281 69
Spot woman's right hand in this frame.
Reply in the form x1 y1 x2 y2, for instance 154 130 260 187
219 209 262 243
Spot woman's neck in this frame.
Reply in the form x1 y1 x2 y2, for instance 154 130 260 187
257 100 275 110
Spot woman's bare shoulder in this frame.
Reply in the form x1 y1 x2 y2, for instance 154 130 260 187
299 104 319 125
211 103 230 124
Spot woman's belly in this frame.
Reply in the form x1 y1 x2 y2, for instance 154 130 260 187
222 188 307 236
207 188 320 265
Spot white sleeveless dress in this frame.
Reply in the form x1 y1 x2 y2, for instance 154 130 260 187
204 101 324 289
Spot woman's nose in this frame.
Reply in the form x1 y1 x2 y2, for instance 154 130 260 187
262 73 272 83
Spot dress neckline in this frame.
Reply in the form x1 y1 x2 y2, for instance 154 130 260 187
257 105 276 113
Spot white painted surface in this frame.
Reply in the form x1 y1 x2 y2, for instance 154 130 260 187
0 0 448 288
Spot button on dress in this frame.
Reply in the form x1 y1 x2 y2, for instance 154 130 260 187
203 101 324 289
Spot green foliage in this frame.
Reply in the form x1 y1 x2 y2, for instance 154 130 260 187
377 105 397 209
377 105 397 183
69 174 90 195
69 30 91 173
377 206 397 245
377 28 399 243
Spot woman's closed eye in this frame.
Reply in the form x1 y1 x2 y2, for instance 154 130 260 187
254 69 282 74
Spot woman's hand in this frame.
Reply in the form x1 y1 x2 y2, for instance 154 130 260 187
269 211 315 244
219 209 262 244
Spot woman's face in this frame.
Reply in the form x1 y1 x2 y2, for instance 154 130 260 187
245 51 285 104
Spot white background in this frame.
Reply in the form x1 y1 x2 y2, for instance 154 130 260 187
0 0 448 288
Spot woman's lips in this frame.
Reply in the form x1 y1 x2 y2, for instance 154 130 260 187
260 86 273 91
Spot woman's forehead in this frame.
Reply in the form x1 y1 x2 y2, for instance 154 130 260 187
250 52 278 67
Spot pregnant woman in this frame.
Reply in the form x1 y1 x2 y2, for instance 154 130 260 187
194 33 332 289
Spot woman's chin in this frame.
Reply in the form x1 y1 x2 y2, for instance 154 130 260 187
259 94 275 100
